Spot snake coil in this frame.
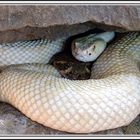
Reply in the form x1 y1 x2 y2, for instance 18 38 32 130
0 32 140 133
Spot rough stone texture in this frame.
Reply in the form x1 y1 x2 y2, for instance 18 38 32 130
0 23 95 43
122 115 140 134
0 5 140 43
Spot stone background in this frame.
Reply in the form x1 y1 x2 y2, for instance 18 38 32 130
0 5 140 43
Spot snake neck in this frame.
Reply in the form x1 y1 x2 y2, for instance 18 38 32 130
73 32 115 51
91 32 140 79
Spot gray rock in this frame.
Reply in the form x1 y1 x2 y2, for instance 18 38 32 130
0 5 140 43
122 115 140 134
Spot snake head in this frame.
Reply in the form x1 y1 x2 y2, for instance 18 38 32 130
72 38 107 62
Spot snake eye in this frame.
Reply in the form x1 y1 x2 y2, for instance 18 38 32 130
92 45 96 51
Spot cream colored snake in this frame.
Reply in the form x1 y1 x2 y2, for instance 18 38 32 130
0 32 140 133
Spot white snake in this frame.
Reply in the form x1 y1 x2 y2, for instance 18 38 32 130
0 32 140 133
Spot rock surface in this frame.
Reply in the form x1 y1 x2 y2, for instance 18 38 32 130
0 5 140 43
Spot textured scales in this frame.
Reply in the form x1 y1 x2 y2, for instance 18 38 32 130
0 33 140 133
0 39 64 67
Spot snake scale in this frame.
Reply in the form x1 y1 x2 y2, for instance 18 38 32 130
0 32 140 133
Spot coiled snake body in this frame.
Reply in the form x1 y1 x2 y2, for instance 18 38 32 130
0 32 140 133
